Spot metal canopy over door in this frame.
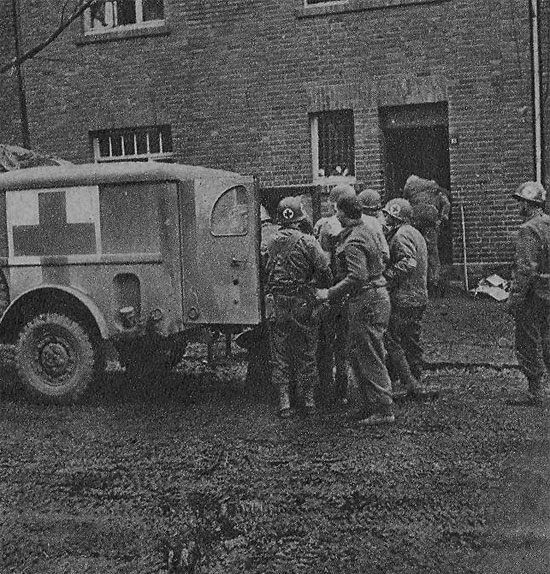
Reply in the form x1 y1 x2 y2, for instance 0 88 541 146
179 173 261 326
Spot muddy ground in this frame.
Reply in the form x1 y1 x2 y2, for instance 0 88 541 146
0 290 549 573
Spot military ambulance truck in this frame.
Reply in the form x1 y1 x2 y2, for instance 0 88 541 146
0 162 262 403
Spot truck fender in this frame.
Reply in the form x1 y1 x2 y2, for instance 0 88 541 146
0 284 110 340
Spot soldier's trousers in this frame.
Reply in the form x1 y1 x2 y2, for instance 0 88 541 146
347 287 393 415
317 301 349 402
268 296 320 411
515 295 550 393
421 226 441 294
244 324 272 396
385 304 426 389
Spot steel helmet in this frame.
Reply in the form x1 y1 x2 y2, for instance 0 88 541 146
358 188 382 211
260 205 272 223
277 196 305 224
383 198 414 223
512 181 546 205
329 183 356 204
337 194 363 220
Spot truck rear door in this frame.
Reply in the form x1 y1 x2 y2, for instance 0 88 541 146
179 174 261 326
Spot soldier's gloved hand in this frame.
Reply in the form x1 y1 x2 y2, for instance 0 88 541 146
315 288 329 303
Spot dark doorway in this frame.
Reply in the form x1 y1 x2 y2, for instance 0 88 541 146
380 103 452 264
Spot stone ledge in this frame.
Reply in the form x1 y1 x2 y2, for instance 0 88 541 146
76 24 171 46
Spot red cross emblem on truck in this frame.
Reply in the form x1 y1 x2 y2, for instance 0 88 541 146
12 191 96 257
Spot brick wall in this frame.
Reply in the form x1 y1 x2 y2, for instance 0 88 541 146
2 0 538 269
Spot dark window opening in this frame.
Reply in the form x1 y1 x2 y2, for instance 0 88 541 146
315 110 355 177
118 0 137 25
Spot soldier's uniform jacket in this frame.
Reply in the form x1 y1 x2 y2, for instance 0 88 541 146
328 219 389 301
264 227 332 296
361 214 389 259
385 223 428 308
509 212 550 305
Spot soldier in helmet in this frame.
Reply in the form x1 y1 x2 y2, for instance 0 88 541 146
263 196 332 418
403 175 450 297
358 188 385 227
316 194 394 426
314 184 357 404
358 188 389 263
314 184 357 260
382 198 429 399
508 181 550 405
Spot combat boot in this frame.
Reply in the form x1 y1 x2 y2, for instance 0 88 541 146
393 374 433 402
357 400 395 425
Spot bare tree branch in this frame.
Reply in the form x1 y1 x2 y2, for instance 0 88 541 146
0 0 103 75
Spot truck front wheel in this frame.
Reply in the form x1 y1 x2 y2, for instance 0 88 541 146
15 313 95 404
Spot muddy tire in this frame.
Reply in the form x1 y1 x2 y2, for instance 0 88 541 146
15 313 94 404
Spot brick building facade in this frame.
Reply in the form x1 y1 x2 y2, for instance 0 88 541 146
0 0 544 272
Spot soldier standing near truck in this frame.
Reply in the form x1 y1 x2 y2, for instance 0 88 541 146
508 181 550 405
316 194 394 426
382 198 428 398
314 184 357 405
263 197 332 418
403 175 450 297
358 188 385 227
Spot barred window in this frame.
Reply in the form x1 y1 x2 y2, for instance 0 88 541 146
91 126 173 162
311 110 355 180
85 0 165 33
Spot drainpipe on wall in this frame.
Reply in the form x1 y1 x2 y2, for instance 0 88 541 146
11 0 30 148
530 0 544 183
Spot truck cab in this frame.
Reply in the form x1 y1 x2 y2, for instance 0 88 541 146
0 162 261 402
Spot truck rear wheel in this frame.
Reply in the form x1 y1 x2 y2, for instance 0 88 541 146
15 313 95 404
